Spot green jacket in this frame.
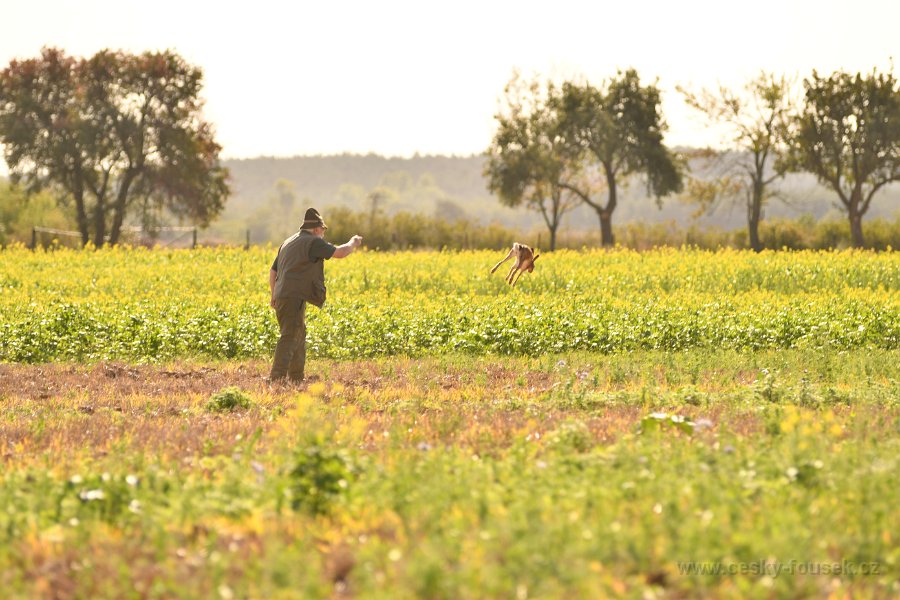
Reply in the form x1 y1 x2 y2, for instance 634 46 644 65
273 231 328 307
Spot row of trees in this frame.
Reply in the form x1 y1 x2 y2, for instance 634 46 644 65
2 48 897 251
0 47 229 247
486 67 900 250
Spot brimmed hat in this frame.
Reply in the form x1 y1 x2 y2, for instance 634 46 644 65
301 208 327 230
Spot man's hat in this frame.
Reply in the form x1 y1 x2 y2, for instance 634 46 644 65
301 208 327 230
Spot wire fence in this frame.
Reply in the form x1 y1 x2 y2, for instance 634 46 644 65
30 226 253 250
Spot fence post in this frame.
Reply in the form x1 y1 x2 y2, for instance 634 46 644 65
32 227 37 251
192 228 197 249
245 229 250 250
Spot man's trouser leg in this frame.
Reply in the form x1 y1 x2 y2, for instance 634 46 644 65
270 297 306 380
286 300 307 381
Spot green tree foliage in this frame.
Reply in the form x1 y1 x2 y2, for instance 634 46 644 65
0 180 75 246
555 69 684 246
485 75 583 250
784 66 900 248
0 47 230 247
679 72 795 252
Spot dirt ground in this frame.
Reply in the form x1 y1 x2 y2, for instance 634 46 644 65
0 359 558 401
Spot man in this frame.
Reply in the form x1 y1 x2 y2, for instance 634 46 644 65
268 208 362 383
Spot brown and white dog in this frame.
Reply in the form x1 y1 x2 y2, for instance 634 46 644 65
490 243 539 287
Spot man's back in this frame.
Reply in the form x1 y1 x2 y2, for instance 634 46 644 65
274 231 328 305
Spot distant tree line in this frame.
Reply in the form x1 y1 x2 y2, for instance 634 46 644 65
3 180 898 250
1 48 897 251
323 209 900 251
487 66 900 250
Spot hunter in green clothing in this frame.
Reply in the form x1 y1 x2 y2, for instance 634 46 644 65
269 208 362 382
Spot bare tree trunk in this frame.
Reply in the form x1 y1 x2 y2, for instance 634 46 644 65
848 187 865 248
748 217 761 252
73 189 90 247
599 211 614 247
748 182 763 253
599 169 618 247
92 197 106 248
537 189 564 252
849 211 865 248
109 171 137 246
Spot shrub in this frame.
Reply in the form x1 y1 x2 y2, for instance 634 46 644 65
287 439 355 515
205 387 253 412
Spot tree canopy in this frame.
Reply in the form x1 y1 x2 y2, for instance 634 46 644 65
0 47 229 247
484 76 581 250
486 69 683 248
679 72 794 252
554 69 683 246
784 66 900 248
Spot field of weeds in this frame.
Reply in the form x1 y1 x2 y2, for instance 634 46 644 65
0 247 898 598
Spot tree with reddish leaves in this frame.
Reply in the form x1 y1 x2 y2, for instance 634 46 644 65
0 47 229 247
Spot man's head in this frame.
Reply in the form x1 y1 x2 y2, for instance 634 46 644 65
301 208 328 238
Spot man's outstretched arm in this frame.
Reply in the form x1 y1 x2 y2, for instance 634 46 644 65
332 235 363 259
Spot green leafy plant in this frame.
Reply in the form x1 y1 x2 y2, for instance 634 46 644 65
205 387 253 412
287 437 355 515
640 412 696 434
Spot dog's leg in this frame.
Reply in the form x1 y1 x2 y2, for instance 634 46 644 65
511 267 527 287
490 248 515 274
506 263 519 284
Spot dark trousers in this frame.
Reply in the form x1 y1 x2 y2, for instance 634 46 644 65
270 297 307 380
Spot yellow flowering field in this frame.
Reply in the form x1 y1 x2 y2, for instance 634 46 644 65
1 246 897 361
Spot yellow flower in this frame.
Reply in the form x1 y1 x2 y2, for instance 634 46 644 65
307 383 327 398
780 406 800 433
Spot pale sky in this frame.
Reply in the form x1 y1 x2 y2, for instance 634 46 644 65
1 0 898 172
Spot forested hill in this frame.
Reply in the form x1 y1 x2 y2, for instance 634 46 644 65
216 153 899 242
225 154 487 205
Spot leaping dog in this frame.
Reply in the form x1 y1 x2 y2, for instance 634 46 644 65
491 243 539 287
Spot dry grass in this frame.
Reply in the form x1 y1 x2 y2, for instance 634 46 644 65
1 353 894 466
0 358 778 465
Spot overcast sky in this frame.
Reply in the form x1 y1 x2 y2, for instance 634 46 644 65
1 0 898 171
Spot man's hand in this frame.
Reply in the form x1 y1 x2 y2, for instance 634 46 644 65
333 235 364 258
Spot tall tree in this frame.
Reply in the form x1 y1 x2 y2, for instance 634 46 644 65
0 47 229 247
485 75 584 251
679 73 795 252
784 66 900 248
555 70 683 246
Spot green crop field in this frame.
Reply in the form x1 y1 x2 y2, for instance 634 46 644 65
0 246 898 598
2 246 897 361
